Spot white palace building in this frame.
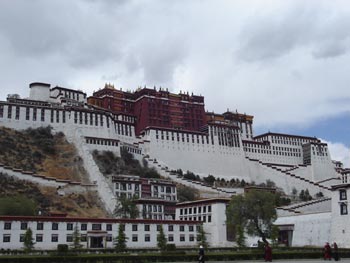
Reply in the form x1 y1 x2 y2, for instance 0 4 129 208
0 82 349 249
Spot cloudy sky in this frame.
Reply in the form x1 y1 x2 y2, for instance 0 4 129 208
0 0 349 166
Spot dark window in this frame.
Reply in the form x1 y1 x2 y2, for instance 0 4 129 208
144 225 150 231
20 234 24 242
15 106 20 120
208 215 212 223
208 205 211 212
52 223 59 230
106 224 112 231
51 234 58 242
26 107 30 120
37 222 43 230
41 108 45 121
132 235 138 242
81 224 87 231
3 235 10 242
168 225 174 232
132 224 138 231
7 105 12 119
340 190 347 201
66 235 73 242
189 225 194 232
168 235 174 242
0 105 3 118
92 224 101 230
180 225 185 232
81 235 87 242
33 108 37 121
190 235 195 242
67 223 73 231
180 235 185 242
4 222 11 230
157 225 161 231
341 203 348 215
145 234 151 242
21 222 27 230
36 234 43 242
106 235 113 242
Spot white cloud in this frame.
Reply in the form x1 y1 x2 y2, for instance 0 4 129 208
0 0 349 146
322 139 350 168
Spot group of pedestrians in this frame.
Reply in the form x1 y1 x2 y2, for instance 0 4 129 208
197 241 339 262
324 242 340 261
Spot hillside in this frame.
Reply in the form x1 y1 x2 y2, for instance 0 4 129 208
0 126 89 182
0 126 107 217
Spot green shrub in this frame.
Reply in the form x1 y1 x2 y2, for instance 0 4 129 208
57 244 69 255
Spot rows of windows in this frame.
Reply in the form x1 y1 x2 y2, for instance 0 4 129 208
267 136 315 146
179 215 212 223
155 130 209 145
3 222 113 231
85 137 119 147
142 204 163 213
179 205 212 215
1 105 68 124
116 122 133 136
179 205 213 222
339 190 348 215
3 222 197 233
2 227 197 243
122 146 142 155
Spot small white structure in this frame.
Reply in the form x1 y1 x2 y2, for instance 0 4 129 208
112 175 177 220
175 198 233 247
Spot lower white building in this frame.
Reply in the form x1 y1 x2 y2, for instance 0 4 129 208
275 172 350 248
175 198 234 247
0 215 200 250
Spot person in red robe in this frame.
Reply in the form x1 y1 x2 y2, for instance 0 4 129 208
324 242 332 260
264 242 272 262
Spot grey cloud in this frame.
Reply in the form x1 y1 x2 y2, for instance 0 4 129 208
136 38 188 85
235 3 350 63
312 42 348 59
0 0 123 69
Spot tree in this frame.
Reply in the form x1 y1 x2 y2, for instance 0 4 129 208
197 225 208 249
157 225 167 252
316 191 324 198
226 190 277 244
226 195 246 247
291 187 298 201
71 223 83 250
114 224 127 252
203 175 215 186
23 228 35 253
0 195 37 216
114 195 139 219
270 225 280 247
177 185 199 202
235 224 246 248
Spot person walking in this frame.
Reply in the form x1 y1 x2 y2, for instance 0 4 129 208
264 242 272 262
324 242 332 260
198 245 205 263
333 242 339 261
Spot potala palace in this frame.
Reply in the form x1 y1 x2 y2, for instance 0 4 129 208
0 82 349 249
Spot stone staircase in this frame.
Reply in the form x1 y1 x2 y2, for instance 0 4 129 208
142 155 235 198
245 157 332 192
277 197 331 216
